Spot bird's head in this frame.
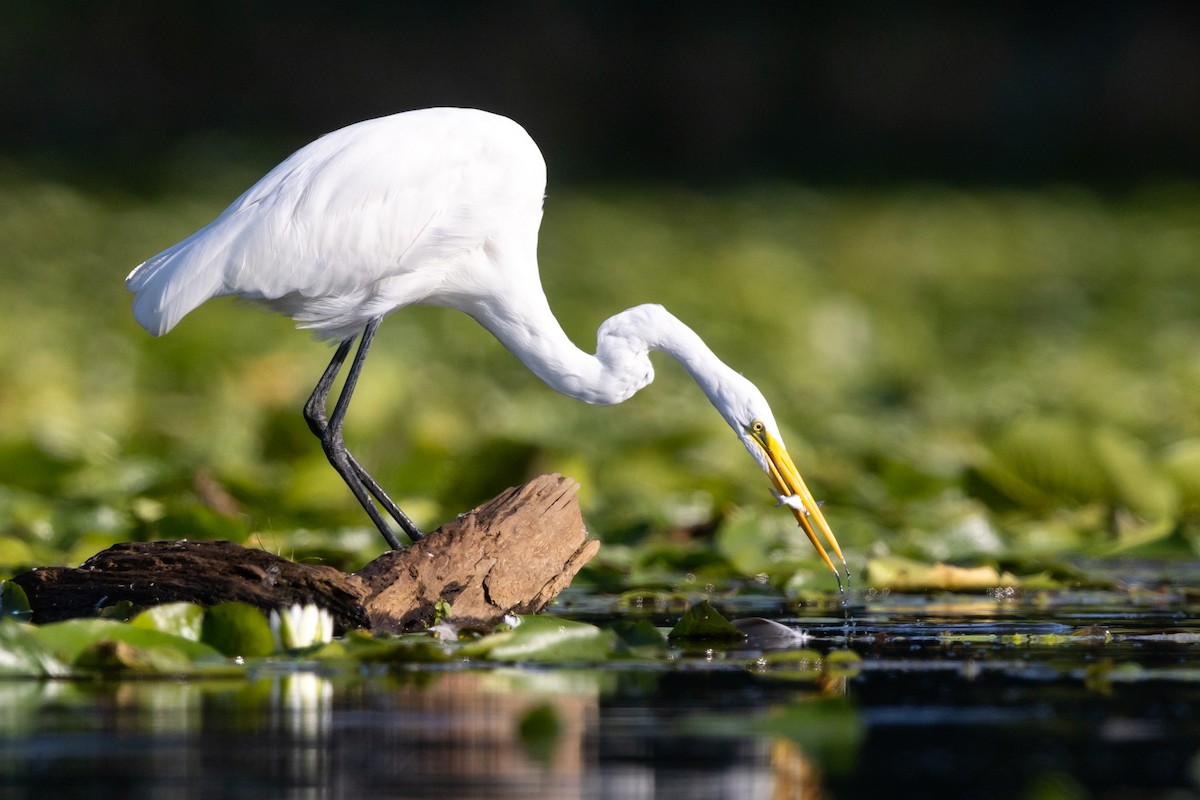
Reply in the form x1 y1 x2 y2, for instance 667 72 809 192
716 376 845 583
591 303 845 584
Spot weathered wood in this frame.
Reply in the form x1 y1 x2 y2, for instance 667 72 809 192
12 474 598 633
15 539 371 629
356 473 601 632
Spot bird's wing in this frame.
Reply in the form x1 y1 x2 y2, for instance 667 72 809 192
127 108 546 336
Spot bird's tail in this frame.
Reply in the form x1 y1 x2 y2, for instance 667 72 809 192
125 227 227 336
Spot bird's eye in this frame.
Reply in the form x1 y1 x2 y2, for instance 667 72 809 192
750 420 765 435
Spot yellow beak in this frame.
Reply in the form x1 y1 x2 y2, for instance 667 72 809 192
755 428 845 583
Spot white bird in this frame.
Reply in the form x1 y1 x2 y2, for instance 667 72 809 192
126 107 847 584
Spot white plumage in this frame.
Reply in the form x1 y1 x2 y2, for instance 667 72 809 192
127 107 845 583
129 108 544 340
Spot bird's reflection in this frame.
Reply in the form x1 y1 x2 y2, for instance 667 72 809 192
0 668 834 800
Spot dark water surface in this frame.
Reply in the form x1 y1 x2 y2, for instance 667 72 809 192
2 588 1198 799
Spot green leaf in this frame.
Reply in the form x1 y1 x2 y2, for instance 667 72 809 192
1092 428 1178 520
465 616 612 663
517 702 561 766
33 618 224 665
615 589 691 616
73 638 197 675
976 418 1179 524
864 555 1020 591
759 700 864 775
714 509 775 576
131 602 206 641
979 417 1108 508
303 640 350 660
344 633 453 664
825 649 864 678
201 602 275 658
1163 439 1200 514
141 506 249 542
96 600 138 621
748 648 826 682
0 580 32 620
0 539 34 571
667 600 745 643
432 598 453 626
681 698 864 776
0 618 67 676
608 618 668 650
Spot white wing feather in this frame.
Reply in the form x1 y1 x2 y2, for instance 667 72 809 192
126 108 546 339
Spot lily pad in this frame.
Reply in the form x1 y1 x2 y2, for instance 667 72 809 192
606 620 668 661
977 417 1109 509
615 589 692 616
73 638 198 675
1092 428 1178 521
465 615 613 662
608 618 669 654
200 602 275 658
974 418 1179 525
344 633 454 664
0 618 67 676
749 648 827 681
33 618 224 665
0 580 32 620
131 602 206 641
865 555 1020 591
667 600 746 643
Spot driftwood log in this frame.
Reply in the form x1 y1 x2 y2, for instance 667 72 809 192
13 474 600 633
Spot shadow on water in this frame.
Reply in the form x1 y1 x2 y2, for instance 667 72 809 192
1 588 1199 799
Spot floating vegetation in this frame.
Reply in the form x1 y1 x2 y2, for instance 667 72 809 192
2 177 1200 586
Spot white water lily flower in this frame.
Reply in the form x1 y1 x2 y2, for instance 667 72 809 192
270 603 334 651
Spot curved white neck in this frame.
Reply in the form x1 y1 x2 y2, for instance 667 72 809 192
467 293 737 410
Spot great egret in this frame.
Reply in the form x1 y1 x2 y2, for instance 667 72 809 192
126 107 846 583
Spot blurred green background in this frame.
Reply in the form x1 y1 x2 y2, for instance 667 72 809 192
2 5 1199 589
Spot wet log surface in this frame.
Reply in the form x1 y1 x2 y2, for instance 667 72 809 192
13 474 599 633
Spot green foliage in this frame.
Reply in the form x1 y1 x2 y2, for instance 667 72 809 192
667 599 746 642
0 584 1191 680
200 602 276 658
609 618 669 655
0 580 31 620
34 618 224 666
749 648 827 681
72 637 199 675
864 555 1022 592
432 598 453 626
340 632 453 664
1 167 1200 585
757 700 865 775
131 601 205 640
464 615 614 662
0 618 66 676
973 417 1179 521
681 697 865 776
516 702 562 766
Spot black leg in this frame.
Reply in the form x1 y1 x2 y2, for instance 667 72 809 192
303 337 354 438
303 317 423 548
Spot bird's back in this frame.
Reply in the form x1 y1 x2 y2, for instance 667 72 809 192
126 108 548 340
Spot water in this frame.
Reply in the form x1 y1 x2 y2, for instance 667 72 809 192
1 589 1198 799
